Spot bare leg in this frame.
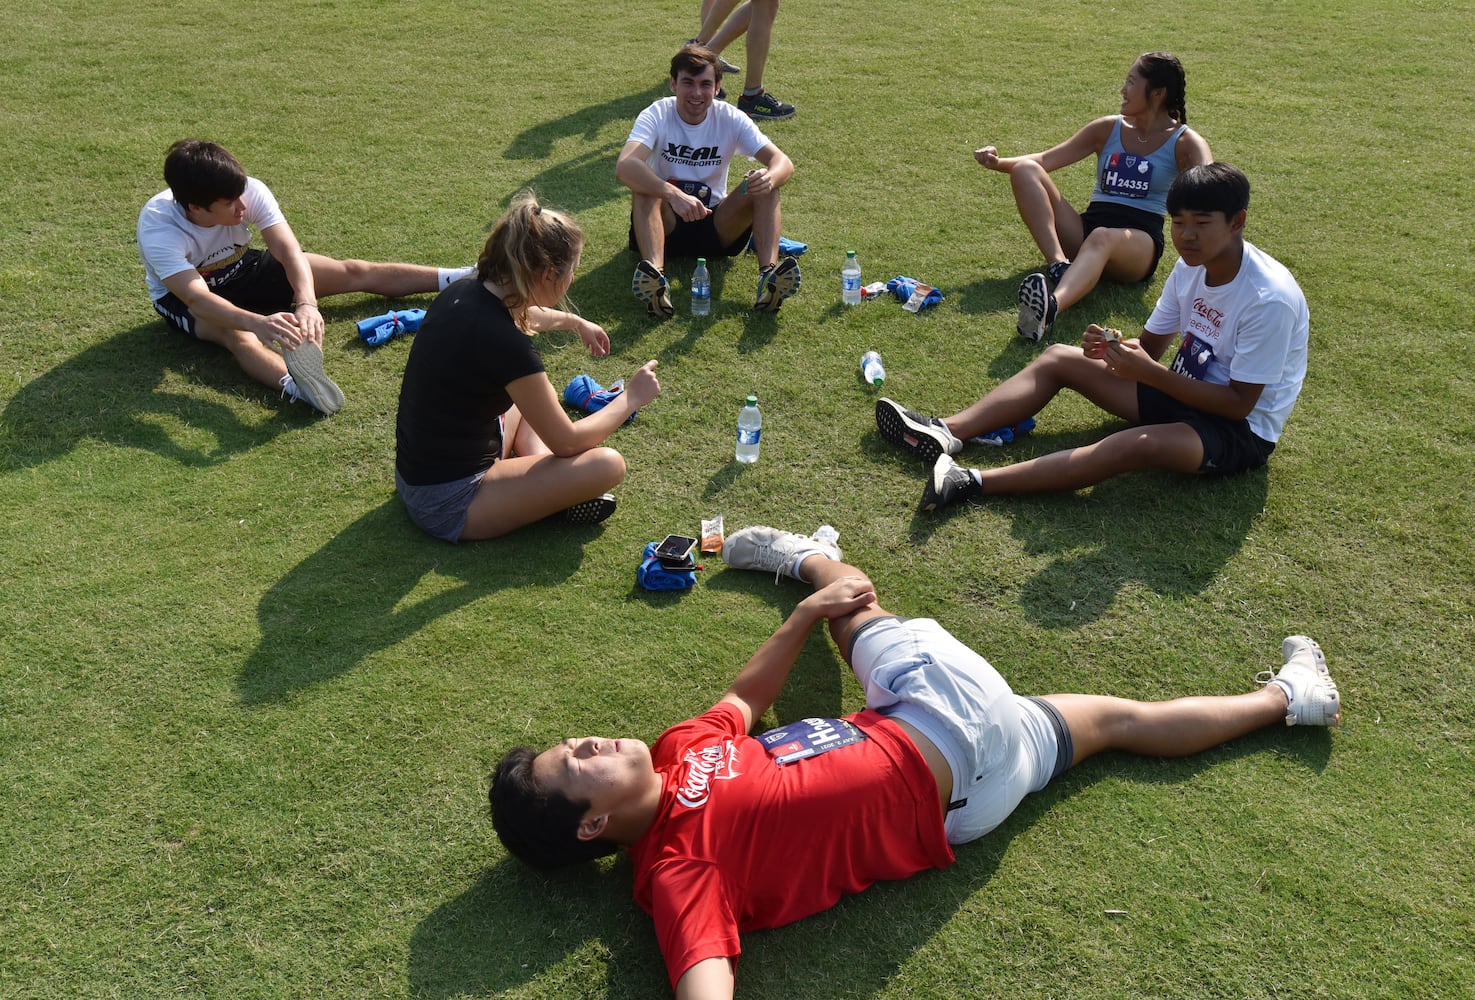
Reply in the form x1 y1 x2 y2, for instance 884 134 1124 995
1051 228 1158 312
942 344 1139 440
1007 160 1083 265
697 0 745 45
305 254 442 298
709 3 751 52
1043 688 1289 767
629 194 672 272
975 422 1205 494
741 0 778 93
713 188 776 269
193 322 288 387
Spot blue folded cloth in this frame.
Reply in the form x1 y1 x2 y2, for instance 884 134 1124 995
885 276 943 310
746 235 809 256
564 374 636 423
638 541 696 591
356 308 426 346
971 416 1037 446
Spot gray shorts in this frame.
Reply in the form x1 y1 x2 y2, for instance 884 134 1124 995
849 616 1072 845
395 468 487 543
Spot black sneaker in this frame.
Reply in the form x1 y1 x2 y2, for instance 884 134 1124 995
920 456 982 512
1045 260 1071 286
753 256 801 312
632 260 674 319
558 493 617 525
737 89 796 121
875 398 962 464
1016 271 1057 342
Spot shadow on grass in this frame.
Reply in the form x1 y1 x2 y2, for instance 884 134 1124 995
887 428 1269 626
0 322 302 471
500 83 668 216
407 604 1332 999
237 499 591 705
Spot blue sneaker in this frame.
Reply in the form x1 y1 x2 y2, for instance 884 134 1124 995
1045 260 1071 286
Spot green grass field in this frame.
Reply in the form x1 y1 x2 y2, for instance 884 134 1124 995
2 1 1472 997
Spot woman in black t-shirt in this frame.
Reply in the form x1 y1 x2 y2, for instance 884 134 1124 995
395 192 660 541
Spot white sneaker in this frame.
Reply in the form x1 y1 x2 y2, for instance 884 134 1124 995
722 525 841 581
282 341 345 414
1257 635 1340 726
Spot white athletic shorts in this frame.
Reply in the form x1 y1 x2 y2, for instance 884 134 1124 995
848 616 1072 845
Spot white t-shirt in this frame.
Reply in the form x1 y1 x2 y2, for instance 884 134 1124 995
137 176 287 301
1144 241 1310 442
626 97 770 207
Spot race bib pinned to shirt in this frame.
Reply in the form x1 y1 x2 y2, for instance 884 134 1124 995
1170 332 1216 381
758 717 867 765
1100 152 1153 200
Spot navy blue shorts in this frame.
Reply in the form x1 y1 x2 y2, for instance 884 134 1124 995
1137 383 1275 476
151 249 293 337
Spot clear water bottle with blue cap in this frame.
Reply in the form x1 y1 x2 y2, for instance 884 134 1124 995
692 258 711 316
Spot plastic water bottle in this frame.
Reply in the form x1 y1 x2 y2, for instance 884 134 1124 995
861 351 886 386
691 257 711 316
842 250 862 305
735 395 761 463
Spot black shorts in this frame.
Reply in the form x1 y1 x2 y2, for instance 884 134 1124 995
628 211 751 261
150 248 293 337
1081 201 1166 281
1137 383 1275 476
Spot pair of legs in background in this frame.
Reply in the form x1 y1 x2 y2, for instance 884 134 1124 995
689 0 794 120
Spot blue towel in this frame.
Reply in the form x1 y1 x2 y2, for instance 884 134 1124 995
885 276 943 310
563 374 636 423
638 541 696 591
356 308 427 346
746 235 809 256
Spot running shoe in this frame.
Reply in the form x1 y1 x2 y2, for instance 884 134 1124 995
874 398 962 463
1016 271 1057 342
753 256 801 313
1045 260 1071 286
632 260 674 319
737 89 796 121
282 341 344 414
686 38 741 76
920 455 982 512
722 525 841 581
1257 635 1341 726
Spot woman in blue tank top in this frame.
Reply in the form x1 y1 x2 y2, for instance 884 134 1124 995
972 53 1212 342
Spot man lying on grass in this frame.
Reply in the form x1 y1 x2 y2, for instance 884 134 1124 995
490 525 1340 999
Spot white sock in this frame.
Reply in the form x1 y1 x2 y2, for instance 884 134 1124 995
1271 677 1295 705
439 266 476 289
969 469 983 487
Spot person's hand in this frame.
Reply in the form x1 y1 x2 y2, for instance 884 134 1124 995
623 359 661 407
973 145 1001 169
579 318 610 358
256 311 304 349
1103 338 1155 379
740 168 772 196
1082 323 1110 361
799 576 877 621
293 302 325 344
666 186 711 223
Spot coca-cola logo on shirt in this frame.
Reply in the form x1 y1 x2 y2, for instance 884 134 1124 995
675 740 741 809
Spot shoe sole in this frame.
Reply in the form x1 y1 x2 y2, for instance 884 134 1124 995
875 398 948 464
754 256 801 313
1016 273 1049 342
560 494 617 525
282 341 344 415
632 262 674 319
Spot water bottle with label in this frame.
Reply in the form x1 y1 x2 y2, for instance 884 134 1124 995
691 257 711 316
842 250 862 305
861 351 886 386
735 395 761 463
